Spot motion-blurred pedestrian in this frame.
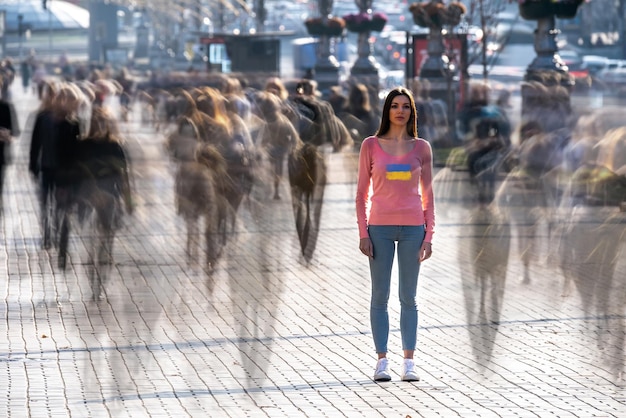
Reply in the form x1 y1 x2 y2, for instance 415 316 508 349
75 106 133 299
29 80 59 247
0 77 20 211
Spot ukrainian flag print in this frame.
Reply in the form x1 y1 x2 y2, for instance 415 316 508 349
386 164 412 181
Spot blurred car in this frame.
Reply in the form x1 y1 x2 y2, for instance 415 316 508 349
595 59 626 91
558 49 582 66
579 55 613 90
603 59 626 71
581 55 611 76
595 67 626 94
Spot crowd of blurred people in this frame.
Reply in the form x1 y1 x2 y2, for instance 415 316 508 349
26 75 133 299
0 47 623 303
11 57 386 295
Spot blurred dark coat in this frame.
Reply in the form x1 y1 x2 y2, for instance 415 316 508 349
29 109 57 175
0 99 19 165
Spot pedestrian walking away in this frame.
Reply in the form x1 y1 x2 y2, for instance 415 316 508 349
355 86 435 382
0 77 20 211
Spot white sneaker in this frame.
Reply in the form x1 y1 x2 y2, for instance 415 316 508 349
373 358 391 382
401 359 420 382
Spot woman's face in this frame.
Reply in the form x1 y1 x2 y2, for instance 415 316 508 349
388 94 411 128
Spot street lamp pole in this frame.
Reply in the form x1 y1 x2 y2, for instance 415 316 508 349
17 14 23 60
479 0 488 81
48 0 53 62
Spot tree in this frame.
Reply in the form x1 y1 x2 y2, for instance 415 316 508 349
459 0 514 79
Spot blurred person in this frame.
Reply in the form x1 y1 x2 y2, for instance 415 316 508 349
457 80 490 140
29 80 59 248
501 120 542 172
410 78 436 142
496 89 512 109
264 76 314 143
356 87 434 382
75 106 133 299
73 81 97 139
168 88 246 248
135 87 157 127
20 53 34 94
327 85 347 116
0 59 16 101
264 77 289 101
177 140 228 272
0 77 20 211
115 67 135 122
293 78 351 152
414 78 449 144
465 106 511 204
340 82 379 149
287 127 327 262
167 90 213 163
92 79 120 110
222 93 257 211
457 81 512 204
254 91 300 200
222 76 251 123
192 87 232 151
58 51 74 81
494 122 569 285
73 63 89 82
165 105 215 265
555 127 626 369
51 82 87 269
166 88 248 268
32 63 48 99
494 89 513 144
283 79 352 261
458 81 511 145
522 75 573 134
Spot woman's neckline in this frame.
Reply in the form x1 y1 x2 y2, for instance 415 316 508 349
375 136 418 157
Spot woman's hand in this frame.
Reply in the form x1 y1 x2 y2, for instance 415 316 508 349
359 237 373 258
419 241 432 262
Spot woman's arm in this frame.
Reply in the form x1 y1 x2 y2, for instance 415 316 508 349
356 137 374 240
419 139 435 243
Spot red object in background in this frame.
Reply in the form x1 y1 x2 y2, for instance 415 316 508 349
410 33 468 109
199 37 226 45
569 69 589 79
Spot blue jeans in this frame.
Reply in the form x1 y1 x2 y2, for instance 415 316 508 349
368 225 425 354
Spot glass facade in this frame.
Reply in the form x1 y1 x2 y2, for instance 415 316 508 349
0 0 88 32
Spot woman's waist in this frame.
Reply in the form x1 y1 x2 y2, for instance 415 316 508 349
368 209 425 225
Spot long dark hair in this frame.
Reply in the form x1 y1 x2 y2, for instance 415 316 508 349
375 87 418 138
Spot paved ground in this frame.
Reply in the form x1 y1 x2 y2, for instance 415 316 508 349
1 81 625 417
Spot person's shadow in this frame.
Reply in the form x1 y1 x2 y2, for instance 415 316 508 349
459 205 511 368
555 127 626 380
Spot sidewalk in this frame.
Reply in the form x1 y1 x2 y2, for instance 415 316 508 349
1 79 625 417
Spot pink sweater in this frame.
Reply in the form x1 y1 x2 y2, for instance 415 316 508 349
356 136 435 242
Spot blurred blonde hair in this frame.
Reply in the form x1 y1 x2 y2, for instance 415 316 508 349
87 106 122 143
53 82 86 121
264 77 288 101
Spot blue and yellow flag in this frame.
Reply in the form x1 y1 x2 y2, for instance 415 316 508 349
386 164 411 181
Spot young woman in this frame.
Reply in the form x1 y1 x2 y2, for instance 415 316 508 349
355 87 435 382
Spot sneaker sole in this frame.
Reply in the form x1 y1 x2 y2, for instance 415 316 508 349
374 376 391 382
401 376 420 382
